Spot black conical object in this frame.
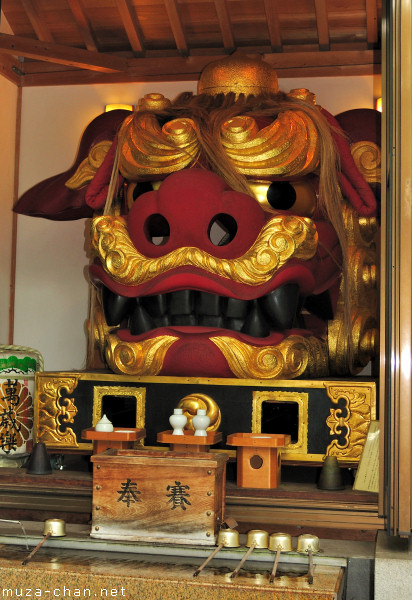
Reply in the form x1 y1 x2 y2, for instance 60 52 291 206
26 442 52 475
317 456 344 490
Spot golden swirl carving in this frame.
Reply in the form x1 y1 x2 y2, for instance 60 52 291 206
104 334 178 375
177 393 221 432
36 377 79 447
328 311 378 375
341 203 378 246
325 383 376 460
328 200 379 375
91 214 317 287
287 88 317 105
137 93 172 111
220 110 320 176
210 335 328 379
118 113 200 180
351 141 381 184
65 140 112 190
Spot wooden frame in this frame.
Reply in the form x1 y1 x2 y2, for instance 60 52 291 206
380 0 412 537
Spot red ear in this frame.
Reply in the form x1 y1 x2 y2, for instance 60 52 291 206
13 110 130 221
321 108 378 217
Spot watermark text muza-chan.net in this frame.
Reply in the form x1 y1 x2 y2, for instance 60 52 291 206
1 588 126 597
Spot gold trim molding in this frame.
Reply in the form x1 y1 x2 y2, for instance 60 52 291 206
252 390 308 459
93 385 146 447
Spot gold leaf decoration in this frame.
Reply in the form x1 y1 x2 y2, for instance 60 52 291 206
177 393 221 431
351 141 381 184
65 140 112 190
91 214 317 287
220 110 320 176
105 334 178 375
325 384 376 460
36 377 79 447
118 114 200 180
210 335 328 379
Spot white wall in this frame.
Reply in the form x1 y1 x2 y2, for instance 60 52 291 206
0 15 18 345
14 76 376 371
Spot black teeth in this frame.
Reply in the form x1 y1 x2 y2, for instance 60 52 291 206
259 283 299 330
153 315 171 328
100 283 325 338
199 315 225 328
225 298 248 318
197 292 224 316
241 301 271 338
129 301 155 335
141 294 168 317
226 318 244 332
169 290 194 315
171 315 197 326
102 287 135 326
303 290 334 320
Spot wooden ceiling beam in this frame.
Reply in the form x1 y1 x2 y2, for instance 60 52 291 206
21 0 54 43
213 0 235 53
164 0 188 56
0 52 23 86
365 0 379 45
115 0 145 55
18 49 381 86
0 33 128 72
67 0 98 52
314 0 330 50
263 0 282 52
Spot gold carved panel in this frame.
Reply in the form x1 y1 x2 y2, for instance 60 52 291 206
34 375 83 449
324 382 377 461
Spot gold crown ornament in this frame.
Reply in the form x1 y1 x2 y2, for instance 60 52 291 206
197 52 279 98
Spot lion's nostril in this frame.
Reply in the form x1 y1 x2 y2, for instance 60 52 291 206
144 213 170 245
208 213 237 246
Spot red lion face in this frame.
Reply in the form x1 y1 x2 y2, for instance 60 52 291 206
14 56 379 380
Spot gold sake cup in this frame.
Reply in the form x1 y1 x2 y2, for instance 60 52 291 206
269 532 293 552
296 534 320 554
43 518 66 537
217 528 240 548
246 529 269 549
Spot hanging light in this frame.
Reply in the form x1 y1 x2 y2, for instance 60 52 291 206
105 104 134 112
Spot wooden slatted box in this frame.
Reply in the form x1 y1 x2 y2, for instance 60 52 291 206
90 448 228 546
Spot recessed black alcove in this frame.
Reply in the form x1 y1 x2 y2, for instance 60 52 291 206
261 400 299 443
101 395 137 428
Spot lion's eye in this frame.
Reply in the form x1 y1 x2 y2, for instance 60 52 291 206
267 182 296 210
126 181 162 209
250 179 317 217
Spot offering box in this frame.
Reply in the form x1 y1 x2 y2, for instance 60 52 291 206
90 448 228 545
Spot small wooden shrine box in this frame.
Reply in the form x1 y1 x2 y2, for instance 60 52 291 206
227 432 291 489
90 448 228 546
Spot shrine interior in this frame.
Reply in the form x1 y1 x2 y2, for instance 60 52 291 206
2 2 412 600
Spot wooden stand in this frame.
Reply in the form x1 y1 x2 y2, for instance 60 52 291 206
82 427 146 454
157 430 222 452
227 432 291 489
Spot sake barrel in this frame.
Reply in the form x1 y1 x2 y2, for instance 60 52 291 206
0 345 43 463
